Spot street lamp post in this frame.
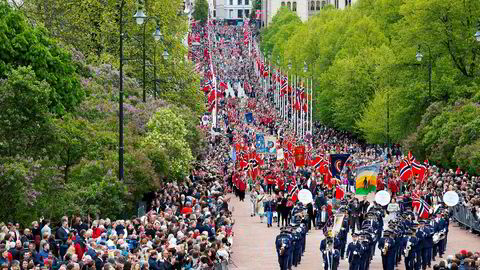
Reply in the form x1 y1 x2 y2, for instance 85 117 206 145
119 0 147 181
415 47 432 100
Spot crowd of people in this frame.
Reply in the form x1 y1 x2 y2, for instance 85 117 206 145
0 179 235 270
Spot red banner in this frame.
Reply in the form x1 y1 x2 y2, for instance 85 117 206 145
294 146 306 167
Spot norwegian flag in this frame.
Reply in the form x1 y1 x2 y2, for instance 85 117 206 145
287 178 299 202
408 151 427 183
412 198 430 219
399 158 413 181
281 75 288 95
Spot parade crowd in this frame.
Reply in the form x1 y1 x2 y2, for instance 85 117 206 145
1 18 479 270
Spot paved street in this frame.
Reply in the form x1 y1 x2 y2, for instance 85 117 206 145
230 194 480 270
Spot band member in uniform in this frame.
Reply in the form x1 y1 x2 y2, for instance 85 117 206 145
322 237 340 270
275 228 292 270
378 230 395 270
346 233 364 270
403 228 418 270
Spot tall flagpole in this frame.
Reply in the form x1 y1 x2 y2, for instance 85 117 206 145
310 77 313 134
292 74 298 136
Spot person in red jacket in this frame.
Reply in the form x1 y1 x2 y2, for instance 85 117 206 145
180 202 193 215
74 230 87 260
238 178 246 202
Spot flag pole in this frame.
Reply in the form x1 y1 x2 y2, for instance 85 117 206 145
292 74 298 136
310 77 313 135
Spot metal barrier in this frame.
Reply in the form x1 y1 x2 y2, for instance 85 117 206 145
452 204 480 232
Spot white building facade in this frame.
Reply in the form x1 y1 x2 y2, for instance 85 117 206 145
261 0 355 27
215 0 253 22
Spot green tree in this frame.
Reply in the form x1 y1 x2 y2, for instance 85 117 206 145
0 1 84 114
0 66 54 157
143 107 194 181
193 0 208 24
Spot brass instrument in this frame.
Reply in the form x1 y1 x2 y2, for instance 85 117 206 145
433 229 446 244
382 241 389 256
280 243 286 256
404 241 412 257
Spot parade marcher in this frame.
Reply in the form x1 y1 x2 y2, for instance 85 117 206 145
377 230 395 270
403 228 418 270
346 233 364 270
275 228 292 270
322 237 340 270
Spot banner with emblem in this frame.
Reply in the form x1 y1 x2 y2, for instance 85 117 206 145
355 164 381 195
255 133 266 153
265 136 277 155
329 154 350 180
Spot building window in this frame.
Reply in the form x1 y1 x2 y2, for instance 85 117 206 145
310 1 315 10
281 1 285 6
245 9 250 17
345 0 351 6
229 9 233 18
229 0 233 5
292 2 297 11
335 0 339 8
213 10 216 17
245 0 249 5
322 0 326 8
238 9 243 18
238 0 242 5
287 1 291 9
316 0 321 10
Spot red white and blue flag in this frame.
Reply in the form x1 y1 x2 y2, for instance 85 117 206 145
412 198 430 219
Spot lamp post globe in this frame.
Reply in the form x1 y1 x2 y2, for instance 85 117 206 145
475 30 480 42
288 61 292 70
153 27 163 41
416 51 423 62
163 49 169 60
133 9 147 25
303 61 308 73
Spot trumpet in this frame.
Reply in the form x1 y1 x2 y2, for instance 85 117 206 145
382 242 389 256
404 241 412 257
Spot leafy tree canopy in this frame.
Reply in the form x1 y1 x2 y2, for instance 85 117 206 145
0 1 84 114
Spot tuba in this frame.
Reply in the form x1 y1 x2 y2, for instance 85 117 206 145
382 241 389 256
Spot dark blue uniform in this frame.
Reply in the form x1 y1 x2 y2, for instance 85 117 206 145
402 235 418 270
377 237 395 270
346 241 364 270
415 229 425 270
322 247 340 270
423 224 434 269
275 232 292 270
